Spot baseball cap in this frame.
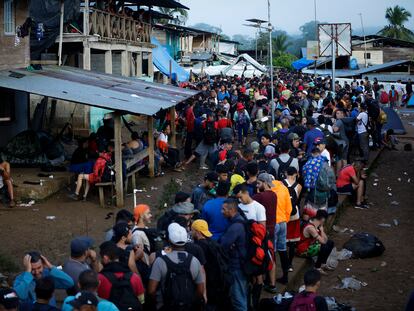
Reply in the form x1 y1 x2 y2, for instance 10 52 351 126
168 223 188 246
0 288 19 310
191 220 212 238
172 201 199 215
205 172 219 182
302 90 308 95
70 237 94 257
69 291 99 308
288 132 300 141
314 137 326 145
257 173 274 187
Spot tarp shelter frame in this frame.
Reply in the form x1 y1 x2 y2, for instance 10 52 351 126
0 66 199 207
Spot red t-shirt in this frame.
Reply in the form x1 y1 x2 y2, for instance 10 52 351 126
253 190 277 236
336 165 356 188
98 272 145 299
217 118 232 129
185 106 195 132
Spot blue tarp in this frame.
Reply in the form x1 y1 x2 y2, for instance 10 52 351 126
292 57 314 70
151 37 189 82
407 94 414 107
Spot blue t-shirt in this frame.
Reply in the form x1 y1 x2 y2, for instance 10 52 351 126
304 128 324 154
62 295 119 311
217 91 230 101
201 197 230 241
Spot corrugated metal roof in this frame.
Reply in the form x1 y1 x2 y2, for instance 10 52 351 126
0 66 199 116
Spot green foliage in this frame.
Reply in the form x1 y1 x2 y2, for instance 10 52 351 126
377 5 414 41
273 53 297 70
157 179 181 210
273 33 291 57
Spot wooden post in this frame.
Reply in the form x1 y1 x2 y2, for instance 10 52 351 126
147 52 153 78
84 0 90 36
121 50 129 77
136 52 142 77
83 44 91 129
170 106 176 148
147 116 155 177
58 1 64 66
114 112 124 207
105 50 112 74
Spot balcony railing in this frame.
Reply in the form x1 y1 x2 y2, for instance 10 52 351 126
86 8 151 44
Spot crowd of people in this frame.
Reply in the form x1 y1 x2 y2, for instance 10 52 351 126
1 72 413 311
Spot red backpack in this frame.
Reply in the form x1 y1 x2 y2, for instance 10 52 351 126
379 91 389 104
289 292 317 311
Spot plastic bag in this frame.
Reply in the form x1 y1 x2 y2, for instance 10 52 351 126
335 277 362 291
343 232 385 259
326 248 353 269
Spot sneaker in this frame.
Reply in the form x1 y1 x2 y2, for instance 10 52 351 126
288 266 294 272
68 193 79 201
200 166 209 170
263 284 278 294
354 203 369 209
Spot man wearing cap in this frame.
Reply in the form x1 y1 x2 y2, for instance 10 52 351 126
314 138 331 167
63 237 100 295
298 90 309 111
303 118 324 156
220 198 248 311
98 241 145 308
356 103 369 163
62 270 118 311
148 223 205 310
233 103 250 146
191 172 218 211
0 288 19 311
13 252 73 306
68 291 98 311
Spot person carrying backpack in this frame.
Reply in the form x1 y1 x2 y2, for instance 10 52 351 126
289 269 328 311
148 223 205 311
233 103 251 146
98 241 145 311
191 220 232 311
269 141 299 180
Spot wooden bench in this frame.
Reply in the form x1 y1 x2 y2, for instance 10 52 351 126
96 149 149 207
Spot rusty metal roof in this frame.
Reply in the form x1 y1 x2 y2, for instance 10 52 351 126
0 66 199 115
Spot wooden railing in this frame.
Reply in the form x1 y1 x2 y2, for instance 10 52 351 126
86 8 151 43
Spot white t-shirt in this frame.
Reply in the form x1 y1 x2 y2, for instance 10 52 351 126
239 200 266 222
320 149 331 166
356 111 368 134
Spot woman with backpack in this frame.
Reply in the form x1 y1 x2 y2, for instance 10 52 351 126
233 103 251 146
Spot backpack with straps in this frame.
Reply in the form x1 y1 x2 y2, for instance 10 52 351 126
236 211 274 276
275 157 294 180
282 180 299 217
102 272 142 311
132 227 165 254
289 292 317 311
161 253 196 311
379 91 389 104
203 121 217 145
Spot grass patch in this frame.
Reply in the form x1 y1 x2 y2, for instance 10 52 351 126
157 178 181 211
0 252 19 273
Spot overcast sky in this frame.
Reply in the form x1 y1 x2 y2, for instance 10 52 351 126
181 0 414 37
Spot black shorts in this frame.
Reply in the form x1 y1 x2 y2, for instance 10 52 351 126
337 184 354 194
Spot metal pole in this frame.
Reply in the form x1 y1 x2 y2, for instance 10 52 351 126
255 28 258 61
359 13 368 68
58 1 64 66
332 38 336 95
313 0 317 76
268 0 275 131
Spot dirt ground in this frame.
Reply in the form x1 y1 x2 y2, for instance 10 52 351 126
317 113 414 310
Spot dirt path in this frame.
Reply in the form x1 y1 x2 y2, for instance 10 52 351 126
316 115 414 310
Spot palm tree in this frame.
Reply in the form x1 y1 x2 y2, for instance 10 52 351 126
273 34 291 57
378 5 414 41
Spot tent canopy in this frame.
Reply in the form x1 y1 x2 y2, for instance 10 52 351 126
0 66 198 115
292 58 315 70
151 37 190 82
382 107 406 135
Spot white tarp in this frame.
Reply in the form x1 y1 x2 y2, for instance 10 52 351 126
219 42 237 55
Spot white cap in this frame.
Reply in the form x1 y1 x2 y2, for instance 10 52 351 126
168 223 187 246
302 90 308 95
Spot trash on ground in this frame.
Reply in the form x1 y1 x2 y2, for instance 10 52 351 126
150 186 158 190
374 178 379 182
404 172 408 175
408 178 411 183
346 268 351 271
335 277 364 291
32 208 39 212
397 178 401 182
388 192 393 196
380 261 387 267
46 216 56 220
371 172 379 178
390 201 400 206
393 219 399 226
19 200 35 207
373 183 378 186
332 225 351 234
378 223 392 227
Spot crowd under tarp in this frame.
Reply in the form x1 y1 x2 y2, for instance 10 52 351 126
151 37 190 82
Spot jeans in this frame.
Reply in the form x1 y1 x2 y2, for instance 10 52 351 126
230 269 248 311
237 123 249 143
274 222 287 251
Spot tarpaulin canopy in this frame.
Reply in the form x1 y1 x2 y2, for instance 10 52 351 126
292 57 315 70
151 37 190 82
222 53 266 76
382 107 406 134
0 66 198 116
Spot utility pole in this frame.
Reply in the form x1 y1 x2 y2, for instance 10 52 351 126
267 0 275 131
359 13 368 68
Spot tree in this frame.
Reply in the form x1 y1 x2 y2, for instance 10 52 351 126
273 33 291 57
378 5 414 41
232 34 254 50
273 53 297 70
299 20 319 42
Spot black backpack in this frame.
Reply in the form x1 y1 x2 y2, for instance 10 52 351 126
200 239 232 303
282 179 299 217
203 121 217 145
132 227 165 254
101 160 115 182
275 157 294 180
161 253 196 311
102 272 142 311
